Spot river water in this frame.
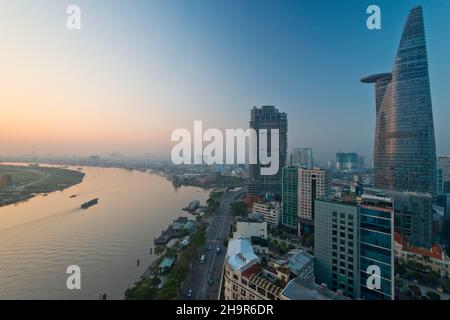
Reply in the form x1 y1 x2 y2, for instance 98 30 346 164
0 164 210 299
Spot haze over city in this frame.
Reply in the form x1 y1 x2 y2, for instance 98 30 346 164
1 0 449 162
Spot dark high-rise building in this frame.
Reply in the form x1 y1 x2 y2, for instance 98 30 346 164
392 191 433 249
361 6 437 196
247 106 287 197
281 167 298 229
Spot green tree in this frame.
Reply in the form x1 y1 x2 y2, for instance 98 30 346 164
426 291 441 300
230 201 247 217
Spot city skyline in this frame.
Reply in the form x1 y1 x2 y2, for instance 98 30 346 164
1 0 449 163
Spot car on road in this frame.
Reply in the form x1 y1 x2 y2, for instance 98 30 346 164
187 289 193 298
208 245 212 251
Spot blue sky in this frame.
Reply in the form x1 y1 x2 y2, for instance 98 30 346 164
1 0 449 161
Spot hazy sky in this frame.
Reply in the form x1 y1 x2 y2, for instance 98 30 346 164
1 0 449 162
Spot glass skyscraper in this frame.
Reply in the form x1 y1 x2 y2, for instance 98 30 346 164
362 6 437 196
359 196 394 300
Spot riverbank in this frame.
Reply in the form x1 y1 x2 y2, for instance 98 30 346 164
0 164 85 207
124 189 224 300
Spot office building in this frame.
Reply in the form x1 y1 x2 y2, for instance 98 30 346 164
314 198 360 299
297 168 331 235
358 195 394 300
361 6 437 196
314 195 394 300
392 191 433 249
247 106 287 197
281 167 298 229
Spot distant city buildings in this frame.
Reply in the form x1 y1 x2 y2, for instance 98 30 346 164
335 152 359 171
0 174 13 190
362 6 437 197
291 148 313 169
247 106 287 198
314 195 394 300
297 168 331 236
89 155 100 166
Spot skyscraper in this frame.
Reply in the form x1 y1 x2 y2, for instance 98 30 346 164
361 6 437 196
297 168 331 235
282 167 298 229
247 106 288 197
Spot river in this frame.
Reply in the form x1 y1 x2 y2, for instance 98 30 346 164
0 164 210 299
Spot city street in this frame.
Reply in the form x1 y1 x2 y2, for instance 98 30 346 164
179 189 243 300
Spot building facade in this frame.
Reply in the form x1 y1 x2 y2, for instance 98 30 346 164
314 195 394 300
224 238 283 300
252 201 281 227
438 156 450 183
247 106 287 197
358 195 394 300
361 6 437 197
314 199 360 299
391 191 433 249
297 168 331 235
281 167 298 229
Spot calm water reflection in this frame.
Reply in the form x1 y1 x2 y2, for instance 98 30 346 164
0 165 209 299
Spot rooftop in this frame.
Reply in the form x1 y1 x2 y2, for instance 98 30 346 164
281 278 349 300
286 250 313 274
226 237 260 272
394 232 443 260
360 73 392 83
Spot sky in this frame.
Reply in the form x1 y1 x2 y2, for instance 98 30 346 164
0 0 449 162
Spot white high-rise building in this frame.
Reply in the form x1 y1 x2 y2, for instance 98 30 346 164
297 168 331 235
